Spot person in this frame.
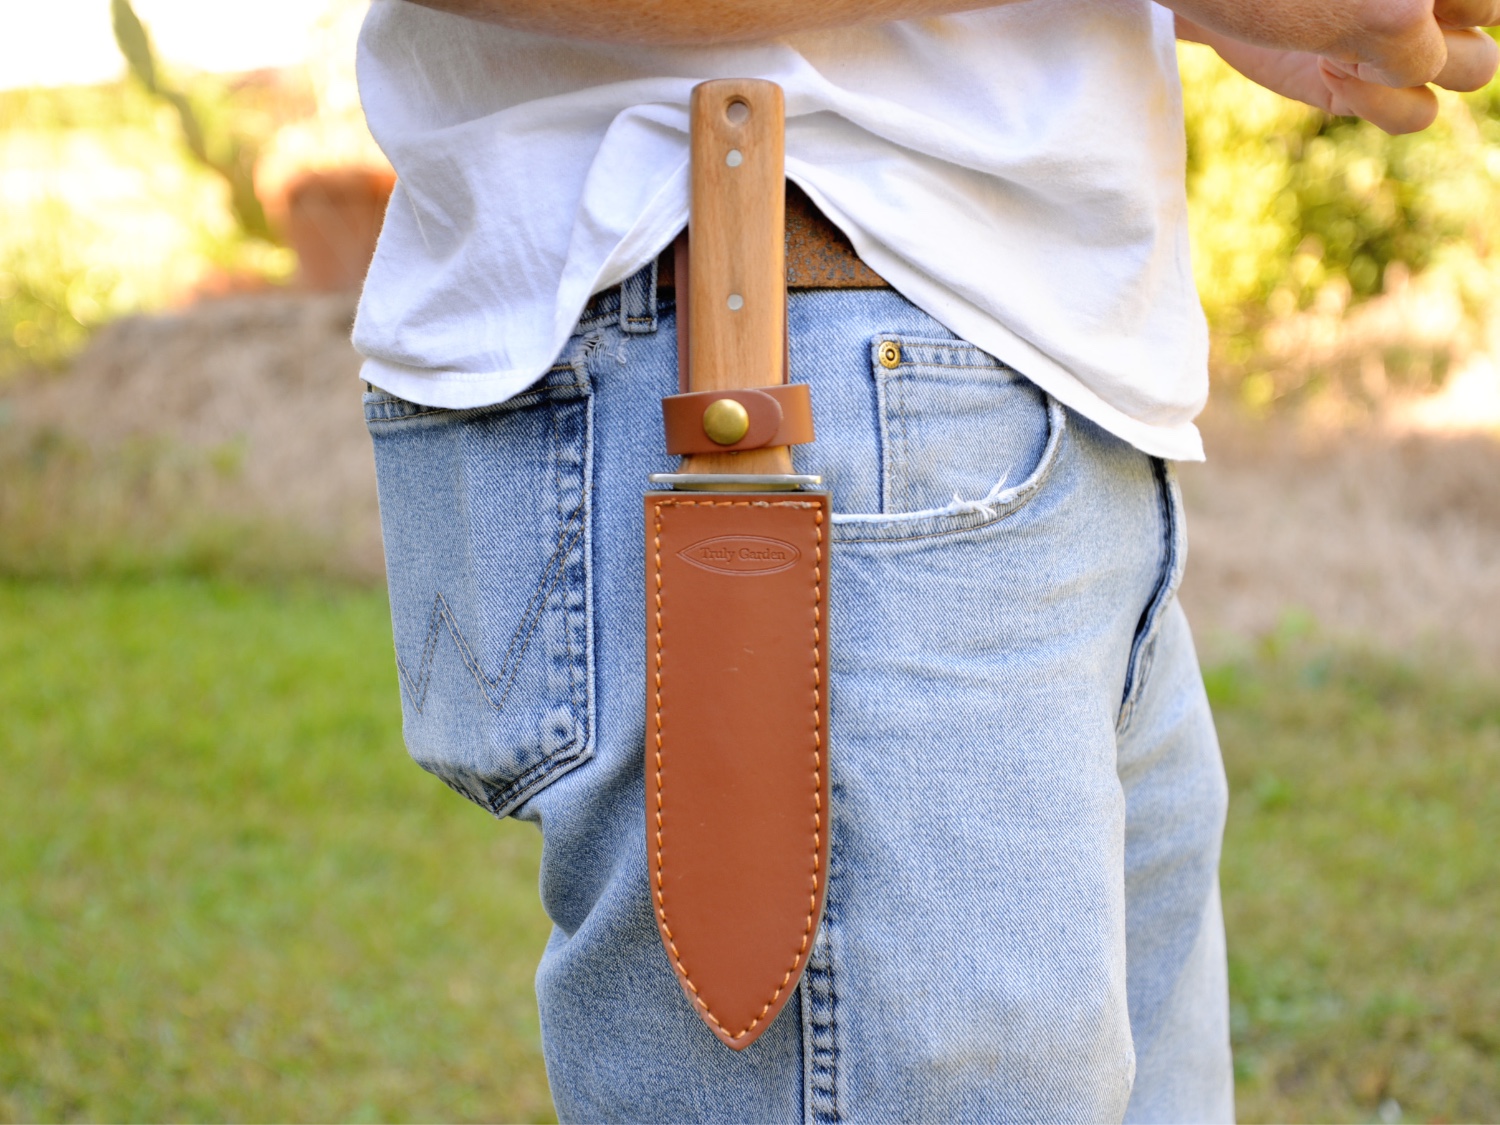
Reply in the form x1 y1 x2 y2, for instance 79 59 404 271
350 1 1500 1120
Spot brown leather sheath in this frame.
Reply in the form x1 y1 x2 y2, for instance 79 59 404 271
644 79 831 1051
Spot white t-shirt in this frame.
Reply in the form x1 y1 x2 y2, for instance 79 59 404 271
354 0 1207 460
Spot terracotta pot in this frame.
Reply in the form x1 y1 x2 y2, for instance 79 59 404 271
282 168 397 292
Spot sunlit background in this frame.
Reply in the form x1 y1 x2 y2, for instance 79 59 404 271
1 6 1498 1123
2 1 338 87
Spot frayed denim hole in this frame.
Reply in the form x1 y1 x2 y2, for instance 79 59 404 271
831 397 1066 545
868 334 1039 520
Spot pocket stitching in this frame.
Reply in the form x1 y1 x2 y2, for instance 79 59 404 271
373 381 594 819
392 484 586 718
832 397 1067 544
860 332 1043 536
1116 460 1186 733
490 393 595 817
363 365 582 425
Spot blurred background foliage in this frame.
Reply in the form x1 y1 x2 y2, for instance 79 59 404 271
0 77 301 376
109 0 279 244
0 0 374 381
1181 35 1500 409
4 33 1500 395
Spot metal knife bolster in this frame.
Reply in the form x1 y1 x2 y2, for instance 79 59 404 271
645 78 831 1051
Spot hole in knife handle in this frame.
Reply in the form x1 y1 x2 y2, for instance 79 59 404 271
725 98 750 125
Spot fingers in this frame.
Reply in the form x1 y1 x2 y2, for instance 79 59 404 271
1349 8 1449 88
1321 16 1496 135
1432 25 1500 89
1433 0 1500 29
1200 1 1498 138
1208 36 1337 107
1320 59 1440 134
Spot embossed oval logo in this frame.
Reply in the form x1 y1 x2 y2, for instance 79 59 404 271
678 535 801 576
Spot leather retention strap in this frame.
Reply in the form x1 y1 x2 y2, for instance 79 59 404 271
661 384 814 454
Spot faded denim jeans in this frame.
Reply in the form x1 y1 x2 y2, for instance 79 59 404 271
364 265 1234 1123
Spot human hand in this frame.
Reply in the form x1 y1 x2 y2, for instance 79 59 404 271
1175 1 1500 134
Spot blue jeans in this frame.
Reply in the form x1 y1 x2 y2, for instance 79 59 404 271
364 266 1233 1123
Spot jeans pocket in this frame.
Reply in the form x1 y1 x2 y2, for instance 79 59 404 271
820 334 1065 543
363 370 593 817
1117 459 1187 731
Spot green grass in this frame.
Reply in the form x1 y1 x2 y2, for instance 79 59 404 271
0 581 553 1123
1213 633 1500 1123
2 580 1496 1122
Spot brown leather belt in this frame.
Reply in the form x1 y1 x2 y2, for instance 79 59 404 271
659 182 886 293
644 79 830 1052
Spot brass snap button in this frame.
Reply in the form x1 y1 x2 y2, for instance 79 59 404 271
877 340 901 369
702 398 751 445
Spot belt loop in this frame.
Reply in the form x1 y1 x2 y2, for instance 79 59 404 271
619 257 659 335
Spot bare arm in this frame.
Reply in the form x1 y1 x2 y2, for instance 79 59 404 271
404 0 1500 134
407 0 1488 65
401 0 1005 45
1169 0 1455 85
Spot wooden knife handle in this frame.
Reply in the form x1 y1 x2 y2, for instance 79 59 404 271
682 79 792 476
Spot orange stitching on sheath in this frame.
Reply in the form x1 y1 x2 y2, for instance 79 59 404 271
650 496 826 1044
